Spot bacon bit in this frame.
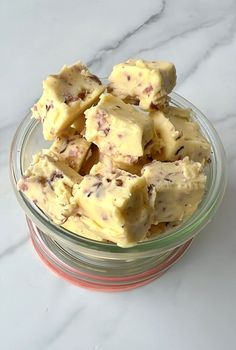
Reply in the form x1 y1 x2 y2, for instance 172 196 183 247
33 105 38 111
19 182 28 191
143 85 153 94
96 110 110 136
64 90 87 104
103 128 110 136
50 172 64 182
127 75 131 81
69 149 78 157
115 179 123 186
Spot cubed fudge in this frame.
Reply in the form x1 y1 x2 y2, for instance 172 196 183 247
17 153 82 224
108 59 176 109
72 162 154 247
84 93 154 165
32 61 105 140
49 129 91 172
142 157 206 223
151 107 211 163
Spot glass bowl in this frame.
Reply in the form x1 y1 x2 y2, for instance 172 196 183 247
10 92 227 291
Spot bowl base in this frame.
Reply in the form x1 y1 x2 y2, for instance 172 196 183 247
27 218 193 292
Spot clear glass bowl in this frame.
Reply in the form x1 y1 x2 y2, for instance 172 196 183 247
10 92 227 291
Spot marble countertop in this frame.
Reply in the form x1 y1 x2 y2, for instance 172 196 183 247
1 0 236 349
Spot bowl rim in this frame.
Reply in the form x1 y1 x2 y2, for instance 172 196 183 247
10 92 227 254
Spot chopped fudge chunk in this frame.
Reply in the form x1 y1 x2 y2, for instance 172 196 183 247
72 162 154 247
85 93 154 165
142 157 206 223
108 59 176 109
32 61 105 140
62 214 107 242
49 129 91 172
151 107 211 163
17 153 82 224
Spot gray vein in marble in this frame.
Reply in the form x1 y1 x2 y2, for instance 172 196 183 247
0 120 16 133
179 15 236 85
0 236 28 260
228 154 236 163
45 307 84 347
214 113 236 126
87 0 166 69
135 17 225 56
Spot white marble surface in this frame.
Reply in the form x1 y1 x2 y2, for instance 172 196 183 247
1 0 236 349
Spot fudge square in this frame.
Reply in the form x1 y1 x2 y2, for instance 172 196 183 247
84 93 154 165
17 153 82 224
108 59 176 109
142 157 206 223
32 61 105 140
151 107 211 163
72 162 154 247
49 128 91 173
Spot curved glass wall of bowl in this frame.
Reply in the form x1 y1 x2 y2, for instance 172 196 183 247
10 92 227 289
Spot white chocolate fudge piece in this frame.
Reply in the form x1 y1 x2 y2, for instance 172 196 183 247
151 107 211 163
112 132 163 175
62 214 107 242
73 162 154 247
85 93 154 165
108 59 176 109
142 157 206 223
50 130 91 172
18 154 82 224
32 62 105 140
